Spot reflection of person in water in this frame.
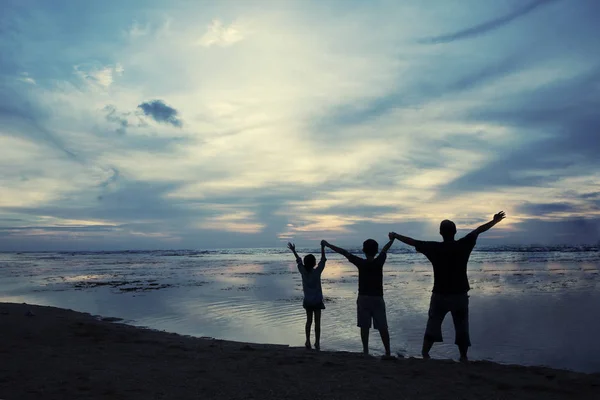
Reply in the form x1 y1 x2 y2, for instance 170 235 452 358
287 242 326 350
390 211 506 362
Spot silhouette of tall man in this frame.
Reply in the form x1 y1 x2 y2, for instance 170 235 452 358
391 211 506 361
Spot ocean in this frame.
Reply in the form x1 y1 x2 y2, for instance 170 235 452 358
1 245 599 373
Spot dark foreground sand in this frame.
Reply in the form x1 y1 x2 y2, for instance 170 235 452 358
1 303 598 400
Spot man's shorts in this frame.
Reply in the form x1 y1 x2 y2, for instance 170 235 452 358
424 292 471 347
357 295 388 330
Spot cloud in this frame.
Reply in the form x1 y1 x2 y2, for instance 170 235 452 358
197 19 246 47
508 217 600 245
0 83 78 160
420 0 559 44
516 202 580 215
75 63 124 88
18 72 36 85
128 20 150 38
0 1 599 249
137 100 182 127
103 105 129 135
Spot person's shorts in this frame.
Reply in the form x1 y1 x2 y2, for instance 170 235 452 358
424 292 471 347
357 295 388 330
303 300 325 311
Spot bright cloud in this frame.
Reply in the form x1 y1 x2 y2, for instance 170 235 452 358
197 19 247 47
74 63 124 88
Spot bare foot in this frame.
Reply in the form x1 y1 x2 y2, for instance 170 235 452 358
305 341 312 350
314 343 320 351
422 352 431 360
459 356 469 363
381 354 396 361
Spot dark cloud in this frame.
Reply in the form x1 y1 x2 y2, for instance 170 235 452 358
516 202 579 215
0 83 79 160
315 54 529 130
580 192 600 200
0 225 117 233
440 67 600 196
98 167 120 189
137 100 182 127
103 105 129 135
508 217 600 245
419 0 559 44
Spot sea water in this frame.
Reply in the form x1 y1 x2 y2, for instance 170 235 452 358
0 246 598 373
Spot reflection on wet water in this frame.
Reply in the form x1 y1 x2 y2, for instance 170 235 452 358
0 250 598 372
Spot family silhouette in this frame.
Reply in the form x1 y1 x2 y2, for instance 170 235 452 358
288 211 506 361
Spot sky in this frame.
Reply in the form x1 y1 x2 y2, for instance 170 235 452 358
1 0 599 251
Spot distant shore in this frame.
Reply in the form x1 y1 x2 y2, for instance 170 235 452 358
0 302 598 400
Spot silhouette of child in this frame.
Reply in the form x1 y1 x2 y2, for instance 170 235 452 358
287 241 326 350
322 237 395 359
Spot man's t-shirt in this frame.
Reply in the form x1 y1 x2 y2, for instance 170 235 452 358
346 253 387 297
415 234 477 294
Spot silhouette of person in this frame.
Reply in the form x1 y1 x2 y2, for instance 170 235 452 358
287 242 326 350
322 237 396 359
390 211 506 362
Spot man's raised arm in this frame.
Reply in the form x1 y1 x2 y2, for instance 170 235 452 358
322 240 352 258
468 211 506 238
390 232 418 248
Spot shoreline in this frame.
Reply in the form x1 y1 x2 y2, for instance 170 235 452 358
1 302 598 400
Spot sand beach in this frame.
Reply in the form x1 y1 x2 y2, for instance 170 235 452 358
1 302 598 400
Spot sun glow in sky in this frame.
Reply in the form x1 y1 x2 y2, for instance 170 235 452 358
1 0 599 250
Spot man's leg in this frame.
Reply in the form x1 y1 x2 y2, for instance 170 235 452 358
423 293 446 359
451 294 471 362
421 339 434 359
305 309 313 349
314 309 322 350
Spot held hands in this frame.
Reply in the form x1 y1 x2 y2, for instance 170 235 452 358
388 232 397 241
493 211 506 223
320 240 328 248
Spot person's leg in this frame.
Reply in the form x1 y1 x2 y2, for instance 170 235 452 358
423 293 447 359
314 309 322 350
372 297 391 357
451 294 471 362
360 327 370 355
378 328 391 357
357 296 371 355
305 309 313 349
421 339 434 359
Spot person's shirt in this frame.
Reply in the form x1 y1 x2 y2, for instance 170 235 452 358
346 252 387 297
297 257 326 304
414 234 477 294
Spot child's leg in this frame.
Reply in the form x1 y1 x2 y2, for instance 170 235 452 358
314 309 322 350
305 309 313 349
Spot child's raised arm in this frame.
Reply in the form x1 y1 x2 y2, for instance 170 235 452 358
320 240 326 261
380 236 395 254
287 242 302 263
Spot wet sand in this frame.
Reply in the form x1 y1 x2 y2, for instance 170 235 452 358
0 302 598 400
